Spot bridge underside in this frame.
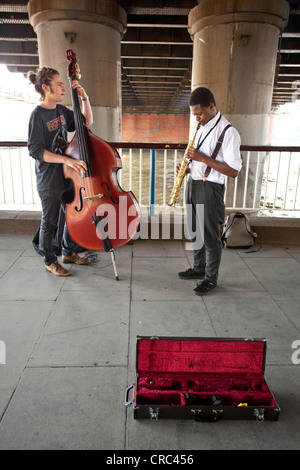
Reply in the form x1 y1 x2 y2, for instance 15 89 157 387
0 0 299 114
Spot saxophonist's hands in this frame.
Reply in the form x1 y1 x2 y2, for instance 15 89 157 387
176 163 190 176
186 147 239 178
186 147 204 162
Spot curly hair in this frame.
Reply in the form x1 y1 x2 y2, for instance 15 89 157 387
27 67 59 101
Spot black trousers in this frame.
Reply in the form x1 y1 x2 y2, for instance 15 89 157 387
185 178 225 283
38 188 78 266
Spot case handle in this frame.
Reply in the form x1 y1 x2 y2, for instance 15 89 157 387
191 409 223 422
124 384 134 407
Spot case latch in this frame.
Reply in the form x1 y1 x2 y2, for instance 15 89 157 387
149 407 159 420
254 408 265 421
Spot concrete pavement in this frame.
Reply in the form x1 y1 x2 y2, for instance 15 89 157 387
0 234 299 450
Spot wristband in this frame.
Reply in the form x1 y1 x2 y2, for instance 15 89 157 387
82 96 89 101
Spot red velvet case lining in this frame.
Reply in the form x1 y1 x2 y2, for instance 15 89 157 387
135 339 276 407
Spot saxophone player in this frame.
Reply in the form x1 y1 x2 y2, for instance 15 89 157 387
178 87 242 295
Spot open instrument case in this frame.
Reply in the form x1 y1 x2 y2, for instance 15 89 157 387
125 337 280 422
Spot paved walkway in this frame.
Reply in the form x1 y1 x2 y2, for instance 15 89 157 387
0 234 299 450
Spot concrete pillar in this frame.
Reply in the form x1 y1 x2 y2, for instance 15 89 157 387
28 0 126 141
188 0 289 210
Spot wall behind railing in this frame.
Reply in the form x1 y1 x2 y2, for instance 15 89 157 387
122 114 190 143
0 142 299 216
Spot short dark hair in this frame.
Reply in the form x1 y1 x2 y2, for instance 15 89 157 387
188 87 216 107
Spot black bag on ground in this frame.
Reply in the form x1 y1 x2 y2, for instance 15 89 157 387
221 212 257 248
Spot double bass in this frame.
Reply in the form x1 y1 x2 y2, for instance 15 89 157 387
63 50 141 271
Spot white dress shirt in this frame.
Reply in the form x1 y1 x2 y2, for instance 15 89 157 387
189 111 242 184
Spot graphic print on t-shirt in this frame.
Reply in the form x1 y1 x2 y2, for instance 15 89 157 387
46 115 66 132
52 126 68 155
45 114 68 155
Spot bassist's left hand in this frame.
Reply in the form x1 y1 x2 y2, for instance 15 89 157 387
72 80 88 100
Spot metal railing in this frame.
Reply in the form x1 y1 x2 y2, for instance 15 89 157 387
0 141 299 216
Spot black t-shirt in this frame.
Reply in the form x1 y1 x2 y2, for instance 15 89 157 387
28 104 78 191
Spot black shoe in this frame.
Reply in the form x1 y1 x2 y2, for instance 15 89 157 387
178 268 205 280
194 279 217 295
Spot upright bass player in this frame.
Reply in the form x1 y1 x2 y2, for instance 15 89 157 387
27 66 93 276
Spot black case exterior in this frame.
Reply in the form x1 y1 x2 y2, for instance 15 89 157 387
125 336 280 422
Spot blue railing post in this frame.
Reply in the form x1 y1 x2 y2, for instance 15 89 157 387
150 149 156 216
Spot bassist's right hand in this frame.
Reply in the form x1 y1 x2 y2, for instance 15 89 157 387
64 157 87 175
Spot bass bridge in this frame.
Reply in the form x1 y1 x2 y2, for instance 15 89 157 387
83 193 104 201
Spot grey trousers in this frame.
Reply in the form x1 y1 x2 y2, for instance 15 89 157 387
185 178 225 283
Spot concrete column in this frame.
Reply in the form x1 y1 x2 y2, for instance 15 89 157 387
188 0 289 210
28 0 126 140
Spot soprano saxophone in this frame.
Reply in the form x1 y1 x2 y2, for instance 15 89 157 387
168 122 200 206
